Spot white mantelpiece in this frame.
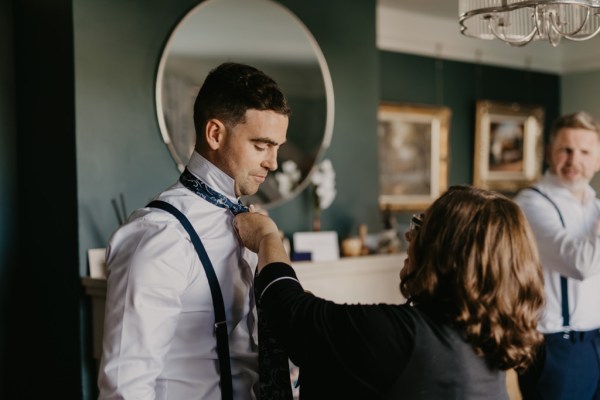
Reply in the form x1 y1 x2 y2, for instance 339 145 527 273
82 253 406 362
293 253 405 304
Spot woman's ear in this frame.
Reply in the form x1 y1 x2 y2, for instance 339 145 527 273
205 119 226 151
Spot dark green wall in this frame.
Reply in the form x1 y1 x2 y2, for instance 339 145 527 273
380 51 560 191
74 0 200 275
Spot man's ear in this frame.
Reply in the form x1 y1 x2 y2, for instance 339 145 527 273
205 119 226 151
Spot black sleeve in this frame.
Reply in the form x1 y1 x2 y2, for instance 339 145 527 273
255 262 416 395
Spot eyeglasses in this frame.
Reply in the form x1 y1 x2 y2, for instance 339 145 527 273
407 213 424 242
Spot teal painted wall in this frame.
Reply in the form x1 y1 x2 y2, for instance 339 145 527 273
74 0 198 276
380 51 560 199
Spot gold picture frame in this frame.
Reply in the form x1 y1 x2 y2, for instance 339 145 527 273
473 100 545 194
377 103 451 211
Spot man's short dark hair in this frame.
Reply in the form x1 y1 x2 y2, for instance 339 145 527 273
193 62 291 137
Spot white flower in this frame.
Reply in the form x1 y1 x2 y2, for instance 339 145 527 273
311 158 337 210
275 160 301 196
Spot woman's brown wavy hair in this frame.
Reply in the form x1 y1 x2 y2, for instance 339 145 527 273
400 185 544 371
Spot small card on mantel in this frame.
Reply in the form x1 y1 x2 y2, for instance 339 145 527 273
292 231 340 262
87 248 107 279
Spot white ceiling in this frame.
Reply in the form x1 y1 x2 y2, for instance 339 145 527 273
168 0 461 63
379 0 458 19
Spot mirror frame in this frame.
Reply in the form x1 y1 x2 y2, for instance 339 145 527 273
154 0 335 208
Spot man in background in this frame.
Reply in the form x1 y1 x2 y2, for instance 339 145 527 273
515 111 600 399
98 62 291 399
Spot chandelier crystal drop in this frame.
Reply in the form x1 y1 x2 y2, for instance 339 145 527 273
459 0 600 47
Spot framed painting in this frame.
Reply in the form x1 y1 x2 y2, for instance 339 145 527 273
473 100 545 193
377 103 451 211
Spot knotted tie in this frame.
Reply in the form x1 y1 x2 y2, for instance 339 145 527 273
179 168 293 400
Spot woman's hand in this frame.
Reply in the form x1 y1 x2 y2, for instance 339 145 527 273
233 211 279 252
234 210 291 270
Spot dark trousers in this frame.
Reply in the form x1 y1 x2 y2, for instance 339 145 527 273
519 329 600 400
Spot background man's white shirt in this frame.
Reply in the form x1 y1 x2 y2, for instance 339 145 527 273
515 171 600 333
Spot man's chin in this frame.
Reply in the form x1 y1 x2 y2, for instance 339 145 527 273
239 185 260 197
557 176 589 191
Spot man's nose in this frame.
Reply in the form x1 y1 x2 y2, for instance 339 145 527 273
569 150 580 163
262 150 278 171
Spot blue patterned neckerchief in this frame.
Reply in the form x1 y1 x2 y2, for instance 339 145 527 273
179 168 249 215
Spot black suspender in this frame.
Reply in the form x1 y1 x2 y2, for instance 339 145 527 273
147 200 233 400
527 187 570 328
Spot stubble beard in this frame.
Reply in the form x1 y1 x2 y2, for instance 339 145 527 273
556 173 590 195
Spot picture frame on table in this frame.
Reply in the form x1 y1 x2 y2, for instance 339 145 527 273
377 103 451 211
473 100 545 194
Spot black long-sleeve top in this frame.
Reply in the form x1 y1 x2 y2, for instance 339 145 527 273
255 262 508 400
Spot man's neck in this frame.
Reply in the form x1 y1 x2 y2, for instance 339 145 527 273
565 181 589 205
548 173 589 204
572 188 586 204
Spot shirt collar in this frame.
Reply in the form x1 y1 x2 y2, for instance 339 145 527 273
186 151 239 201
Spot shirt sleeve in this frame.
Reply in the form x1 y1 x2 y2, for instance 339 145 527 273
516 189 600 280
255 262 415 396
98 218 195 399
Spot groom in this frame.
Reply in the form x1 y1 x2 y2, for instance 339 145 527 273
98 62 292 400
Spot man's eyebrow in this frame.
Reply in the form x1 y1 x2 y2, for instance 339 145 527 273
251 137 286 146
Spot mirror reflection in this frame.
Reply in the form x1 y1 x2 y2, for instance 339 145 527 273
156 0 334 208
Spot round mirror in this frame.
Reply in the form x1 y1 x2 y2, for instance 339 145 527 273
156 0 334 208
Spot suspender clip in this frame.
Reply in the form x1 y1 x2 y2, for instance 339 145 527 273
214 320 227 330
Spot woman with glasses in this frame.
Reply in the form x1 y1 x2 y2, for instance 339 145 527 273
234 185 545 399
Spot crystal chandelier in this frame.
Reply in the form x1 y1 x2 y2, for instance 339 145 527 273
459 0 600 46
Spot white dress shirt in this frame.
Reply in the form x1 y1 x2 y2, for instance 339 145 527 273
98 152 259 399
515 171 600 333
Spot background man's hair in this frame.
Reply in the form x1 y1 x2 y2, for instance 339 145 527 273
550 111 600 143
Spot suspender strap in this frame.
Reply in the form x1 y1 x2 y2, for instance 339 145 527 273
559 277 569 328
147 200 233 400
528 187 570 327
